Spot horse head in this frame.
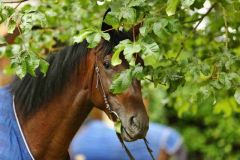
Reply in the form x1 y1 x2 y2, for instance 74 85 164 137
89 14 149 142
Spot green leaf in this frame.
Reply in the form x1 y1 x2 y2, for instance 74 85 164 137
39 59 49 76
123 43 141 66
86 32 102 48
20 12 46 31
104 13 120 29
214 99 232 117
0 36 6 45
27 55 40 77
132 65 144 80
110 69 132 94
139 26 147 36
0 5 14 23
73 30 93 43
112 46 124 66
15 61 27 79
143 54 159 68
181 0 195 8
166 0 180 16
121 7 136 23
114 120 122 133
167 18 180 32
101 32 110 41
7 19 16 34
234 89 240 104
219 73 232 89
128 0 146 7
153 20 168 37
97 0 112 6
141 42 160 68
201 64 211 76
112 39 137 66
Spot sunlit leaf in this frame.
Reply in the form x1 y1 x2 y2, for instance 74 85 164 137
234 89 240 104
112 46 124 66
15 61 27 79
114 120 122 133
7 18 16 34
0 36 6 45
73 31 93 43
166 0 180 16
101 32 110 41
39 59 49 76
104 13 120 29
110 69 132 94
86 32 102 48
181 0 195 8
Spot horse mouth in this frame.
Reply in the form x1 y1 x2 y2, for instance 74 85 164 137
121 127 138 142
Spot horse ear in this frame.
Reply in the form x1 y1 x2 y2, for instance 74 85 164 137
101 8 112 32
101 9 142 45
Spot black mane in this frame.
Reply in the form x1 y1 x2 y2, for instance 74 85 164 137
11 40 91 116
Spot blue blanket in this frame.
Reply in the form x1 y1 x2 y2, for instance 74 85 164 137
0 86 32 160
70 121 182 160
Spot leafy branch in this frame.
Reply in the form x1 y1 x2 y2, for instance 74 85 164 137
175 2 217 60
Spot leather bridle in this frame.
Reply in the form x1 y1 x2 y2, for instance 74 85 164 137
94 57 155 160
95 64 119 121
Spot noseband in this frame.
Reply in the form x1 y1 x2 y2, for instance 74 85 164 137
94 57 155 160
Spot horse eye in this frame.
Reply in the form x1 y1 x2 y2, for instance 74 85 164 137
103 61 111 69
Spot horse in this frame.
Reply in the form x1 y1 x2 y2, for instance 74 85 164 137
0 15 149 160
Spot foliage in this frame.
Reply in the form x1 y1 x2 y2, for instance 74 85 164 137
144 86 240 159
0 0 240 158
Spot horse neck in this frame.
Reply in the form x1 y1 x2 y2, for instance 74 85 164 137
17 52 95 160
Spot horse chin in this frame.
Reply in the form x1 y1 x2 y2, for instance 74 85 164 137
121 127 138 142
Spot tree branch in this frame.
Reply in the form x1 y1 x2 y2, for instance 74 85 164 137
175 2 217 60
1 0 28 3
192 3 217 32
220 3 228 49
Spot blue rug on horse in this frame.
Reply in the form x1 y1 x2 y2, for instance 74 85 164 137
70 120 183 160
0 86 32 160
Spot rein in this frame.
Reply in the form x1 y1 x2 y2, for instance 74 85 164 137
94 58 155 160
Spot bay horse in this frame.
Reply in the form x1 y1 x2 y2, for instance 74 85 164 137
0 20 149 160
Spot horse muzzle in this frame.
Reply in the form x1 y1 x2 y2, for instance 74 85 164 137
120 114 149 142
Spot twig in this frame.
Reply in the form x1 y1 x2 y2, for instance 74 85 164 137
145 77 154 82
133 26 135 42
48 47 64 53
16 24 28 51
211 63 219 80
220 3 228 49
193 3 217 31
175 2 217 60
13 0 23 10
1 0 28 3
183 17 202 24
16 24 22 35
1 0 24 25
144 77 167 86
103 28 114 33
0 0 24 47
